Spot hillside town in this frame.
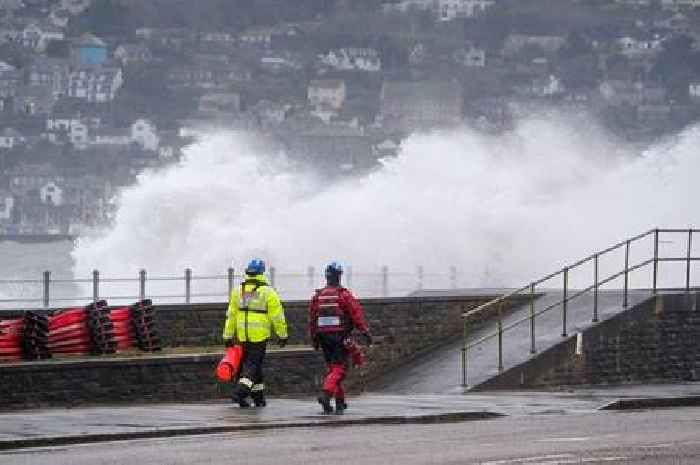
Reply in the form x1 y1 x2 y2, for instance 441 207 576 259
1 0 700 235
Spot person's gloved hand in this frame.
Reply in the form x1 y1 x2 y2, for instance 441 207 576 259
278 338 288 348
312 335 320 351
224 338 235 348
360 332 373 346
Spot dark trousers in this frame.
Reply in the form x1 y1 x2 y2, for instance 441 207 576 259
318 333 349 399
235 341 267 398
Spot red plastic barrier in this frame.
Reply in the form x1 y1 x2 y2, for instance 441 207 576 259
216 345 243 382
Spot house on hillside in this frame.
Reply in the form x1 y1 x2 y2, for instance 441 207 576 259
40 181 63 206
308 79 346 110
453 46 486 67
0 190 14 223
318 48 381 72
22 21 64 51
503 34 567 56
0 68 21 98
113 44 153 65
198 92 240 116
71 33 107 66
68 67 123 102
28 57 70 97
379 80 463 130
131 119 159 152
689 81 700 100
617 34 665 57
14 85 55 115
0 0 24 18
435 0 495 21
382 0 434 13
0 127 24 148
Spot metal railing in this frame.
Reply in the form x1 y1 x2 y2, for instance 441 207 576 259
0 265 463 309
460 228 700 387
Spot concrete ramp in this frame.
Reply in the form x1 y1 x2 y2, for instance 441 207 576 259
373 289 652 394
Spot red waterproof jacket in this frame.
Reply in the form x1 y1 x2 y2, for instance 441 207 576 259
308 286 369 338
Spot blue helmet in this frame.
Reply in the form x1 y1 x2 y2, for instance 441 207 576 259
325 261 343 278
245 258 266 275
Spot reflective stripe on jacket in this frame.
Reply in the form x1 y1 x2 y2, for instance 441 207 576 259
223 274 288 343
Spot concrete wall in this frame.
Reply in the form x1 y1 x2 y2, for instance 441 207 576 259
474 293 700 390
0 295 527 409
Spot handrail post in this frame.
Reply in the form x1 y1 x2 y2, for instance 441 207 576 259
687 229 692 293
497 302 504 372
227 267 234 296
92 269 99 302
562 267 568 337
307 266 315 291
418 266 424 290
450 266 457 289
653 228 659 294
184 268 191 304
43 270 50 308
529 283 536 354
381 266 388 297
624 240 630 307
461 315 468 387
593 254 599 323
269 266 276 287
139 269 146 300
347 266 353 289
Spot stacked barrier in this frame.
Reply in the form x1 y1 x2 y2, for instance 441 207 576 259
48 301 116 355
22 312 50 360
0 318 24 362
0 300 162 362
109 306 136 351
131 300 161 352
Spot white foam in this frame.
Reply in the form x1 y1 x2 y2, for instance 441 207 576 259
71 113 700 296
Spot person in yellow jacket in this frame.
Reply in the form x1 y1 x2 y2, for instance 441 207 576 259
223 258 288 408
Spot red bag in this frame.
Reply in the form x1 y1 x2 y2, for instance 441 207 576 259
344 338 366 367
215 345 243 382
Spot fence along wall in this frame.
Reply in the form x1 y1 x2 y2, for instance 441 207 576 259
0 267 464 309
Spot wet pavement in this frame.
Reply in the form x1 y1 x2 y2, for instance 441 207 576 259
1 382 699 448
2 404 700 465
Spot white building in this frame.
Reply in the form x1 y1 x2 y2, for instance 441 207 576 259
618 35 664 56
436 0 495 21
689 81 700 99
319 48 381 72
40 181 63 206
131 119 159 152
22 22 65 52
68 67 123 103
0 128 24 148
0 191 13 221
308 79 346 110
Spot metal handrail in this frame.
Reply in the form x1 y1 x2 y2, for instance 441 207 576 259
460 228 699 387
0 264 466 309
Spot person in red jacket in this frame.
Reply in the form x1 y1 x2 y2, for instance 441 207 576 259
309 262 371 414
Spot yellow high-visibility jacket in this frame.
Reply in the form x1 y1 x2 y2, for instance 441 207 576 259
223 274 288 343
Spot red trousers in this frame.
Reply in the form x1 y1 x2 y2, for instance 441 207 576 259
323 362 347 398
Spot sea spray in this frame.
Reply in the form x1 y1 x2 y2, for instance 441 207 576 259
71 114 700 298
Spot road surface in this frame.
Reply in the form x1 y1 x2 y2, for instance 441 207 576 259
2 407 699 464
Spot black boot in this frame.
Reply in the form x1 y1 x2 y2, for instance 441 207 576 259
233 385 251 408
317 392 333 414
251 391 266 407
335 398 347 415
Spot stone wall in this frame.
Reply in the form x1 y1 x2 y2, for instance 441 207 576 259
0 349 323 410
0 294 528 408
474 292 700 390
